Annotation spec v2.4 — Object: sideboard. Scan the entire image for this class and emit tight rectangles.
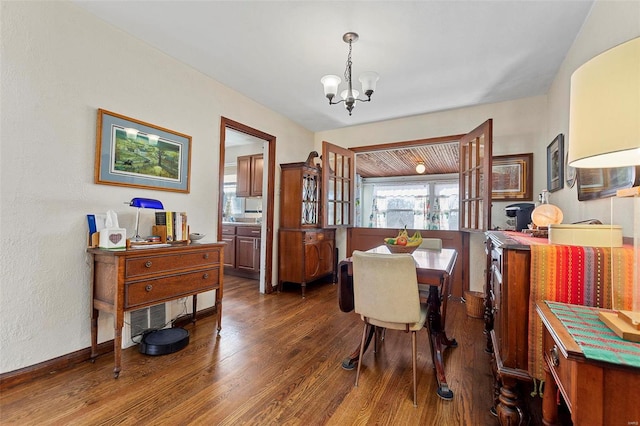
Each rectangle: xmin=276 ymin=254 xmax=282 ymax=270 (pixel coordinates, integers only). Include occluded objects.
xmin=87 ymin=243 xmax=225 ymax=378
xmin=484 ymin=231 xmax=635 ymax=425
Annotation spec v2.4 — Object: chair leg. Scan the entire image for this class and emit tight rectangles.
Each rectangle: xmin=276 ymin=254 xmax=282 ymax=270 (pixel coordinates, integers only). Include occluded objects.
xmin=412 ymin=330 xmax=418 ymax=407
xmin=355 ymin=322 xmax=368 ymax=387
xmin=374 ymin=327 xmax=378 ymax=354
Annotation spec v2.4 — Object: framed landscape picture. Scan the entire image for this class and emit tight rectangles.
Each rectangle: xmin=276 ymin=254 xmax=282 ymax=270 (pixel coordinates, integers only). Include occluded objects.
xmin=492 ymin=153 xmax=533 ymax=201
xmin=95 ymin=109 xmax=192 ymax=193
xmin=546 ymin=134 xmax=564 ymax=192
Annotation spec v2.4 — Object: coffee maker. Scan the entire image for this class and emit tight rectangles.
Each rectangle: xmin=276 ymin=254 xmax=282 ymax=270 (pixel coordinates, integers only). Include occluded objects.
xmin=505 ymin=203 xmax=535 ymax=231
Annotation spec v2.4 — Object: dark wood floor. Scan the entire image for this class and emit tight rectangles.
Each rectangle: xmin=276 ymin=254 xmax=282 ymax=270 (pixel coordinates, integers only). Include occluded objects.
xmin=0 ymin=276 xmax=555 ymax=425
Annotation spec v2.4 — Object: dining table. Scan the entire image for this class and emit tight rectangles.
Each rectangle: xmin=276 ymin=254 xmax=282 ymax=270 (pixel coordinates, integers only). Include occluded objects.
xmin=337 ymin=245 xmax=459 ymax=400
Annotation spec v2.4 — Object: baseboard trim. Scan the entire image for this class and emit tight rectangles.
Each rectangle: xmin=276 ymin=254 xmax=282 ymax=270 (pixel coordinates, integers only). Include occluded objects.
xmin=0 ymin=340 xmax=114 ymax=390
xmin=1 ymin=307 xmax=218 ymax=390
xmin=172 ymin=306 xmax=217 ymax=328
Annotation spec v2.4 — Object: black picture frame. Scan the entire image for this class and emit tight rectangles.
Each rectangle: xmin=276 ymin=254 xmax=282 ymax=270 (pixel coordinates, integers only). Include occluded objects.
xmin=546 ymin=134 xmax=564 ymax=192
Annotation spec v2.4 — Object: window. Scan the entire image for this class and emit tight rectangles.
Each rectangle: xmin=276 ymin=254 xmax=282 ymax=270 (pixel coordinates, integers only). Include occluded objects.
xmin=358 ymin=177 xmax=459 ymax=230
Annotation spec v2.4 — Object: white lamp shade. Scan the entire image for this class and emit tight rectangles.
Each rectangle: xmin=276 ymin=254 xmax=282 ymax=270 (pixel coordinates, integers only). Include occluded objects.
xmin=359 ymin=71 xmax=379 ymax=94
xmin=341 ymin=89 xmax=359 ymax=109
xmin=415 ymin=162 xmax=426 ymax=174
xmin=568 ymin=37 xmax=640 ymax=168
xmin=321 ymin=75 xmax=341 ymax=98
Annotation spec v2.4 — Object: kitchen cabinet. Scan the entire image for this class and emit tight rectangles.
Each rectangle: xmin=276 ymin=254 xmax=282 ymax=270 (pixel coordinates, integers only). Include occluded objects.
xmin=221 ymin=224 xmax=236 ymax=268
xmin=236 ymin=154 xmax=263 ymax=197
xmin=278 ymin=153 xmax=336 ymax=297
xmin=222 ymin=224 xmax=260 ymax=279
xmin=236 ymin=226 xmax=261 ymax=275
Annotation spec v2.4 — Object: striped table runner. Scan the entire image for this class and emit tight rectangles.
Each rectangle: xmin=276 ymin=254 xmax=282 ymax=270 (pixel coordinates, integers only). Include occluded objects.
xmin=528 ymin=243 xmax=635 ymax=380
xmin=546 ymin=301 xmax=640 ymax=368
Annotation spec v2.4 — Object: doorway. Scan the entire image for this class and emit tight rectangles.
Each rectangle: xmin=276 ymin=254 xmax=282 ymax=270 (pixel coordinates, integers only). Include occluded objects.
xmin=218 ymin=117 xmax=276 ymax=294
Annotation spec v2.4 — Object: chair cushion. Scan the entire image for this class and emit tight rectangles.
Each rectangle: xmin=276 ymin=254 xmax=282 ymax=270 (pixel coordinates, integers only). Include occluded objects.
xmin=363 ymin=304 xmax=427 ymax=331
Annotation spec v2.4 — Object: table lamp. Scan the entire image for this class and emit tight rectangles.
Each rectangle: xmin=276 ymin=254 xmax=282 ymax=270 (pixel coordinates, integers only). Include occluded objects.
xmin=128 ymin=197 xmax=164 ymax=242
xmin=568 ymin=36 xmax=639 ymax=338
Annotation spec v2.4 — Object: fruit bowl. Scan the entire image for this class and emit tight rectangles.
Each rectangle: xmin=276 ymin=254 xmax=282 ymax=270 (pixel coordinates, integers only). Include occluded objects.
xmin=384 ymin=243 xmax=419 ymax=254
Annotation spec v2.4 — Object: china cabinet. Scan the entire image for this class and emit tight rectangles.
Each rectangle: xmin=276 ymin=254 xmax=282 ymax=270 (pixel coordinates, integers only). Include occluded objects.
xmin=278 ymin=152 xmax=336 ymax=296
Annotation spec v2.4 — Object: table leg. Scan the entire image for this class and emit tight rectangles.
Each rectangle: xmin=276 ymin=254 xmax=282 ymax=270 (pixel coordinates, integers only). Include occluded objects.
xmin=90 ymin=307 xmax=98 ymax=363
xmin=113 ymin=310 xmax=123 ymax=378
xmin=542 ymin=361 xmax=559 ymax=426
xmin=216 ymin=297 xmax=222 ymax=335
xmin=192 ymin=294 xmax=197 ymax=324
xmin=342 ymin=324 xmax=376 ymax=370
xmin=426 ymin=280 xmax=457 ymax=400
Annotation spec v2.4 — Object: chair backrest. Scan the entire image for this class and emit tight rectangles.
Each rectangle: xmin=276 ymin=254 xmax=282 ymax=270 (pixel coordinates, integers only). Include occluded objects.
xmin=352 ymin=251 xmax=420 ymax=324
xmin=419 ymin=238 xmax=442 ymax=250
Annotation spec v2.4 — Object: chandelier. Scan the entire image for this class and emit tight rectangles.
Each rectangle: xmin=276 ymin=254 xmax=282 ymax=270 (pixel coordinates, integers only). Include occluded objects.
xmin=321 ymin=32 xmax=379 ymax=116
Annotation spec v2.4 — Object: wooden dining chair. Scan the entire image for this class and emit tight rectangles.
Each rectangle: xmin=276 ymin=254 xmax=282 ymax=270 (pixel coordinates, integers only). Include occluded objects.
xmin=352 ymin=250 xmax=427 ymax=407
xmin=419 ymin=237 xmax=442 ymax=250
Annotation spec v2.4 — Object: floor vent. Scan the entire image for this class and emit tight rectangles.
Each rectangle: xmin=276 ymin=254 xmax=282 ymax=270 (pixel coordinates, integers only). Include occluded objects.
xmin=123 ymin=304 xmax=169 ymax=348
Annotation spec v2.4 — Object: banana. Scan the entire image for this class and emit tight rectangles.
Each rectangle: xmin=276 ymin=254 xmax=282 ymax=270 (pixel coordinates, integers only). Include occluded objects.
xmin=406 ymin=231 xmax=423 ymax=247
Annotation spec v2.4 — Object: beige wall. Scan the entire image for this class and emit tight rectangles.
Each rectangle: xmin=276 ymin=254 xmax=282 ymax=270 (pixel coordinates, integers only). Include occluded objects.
xmin=0 ymin=1 xmax=314 ymax=373
xmin=546 ymin=0 xmax=640 ymax=227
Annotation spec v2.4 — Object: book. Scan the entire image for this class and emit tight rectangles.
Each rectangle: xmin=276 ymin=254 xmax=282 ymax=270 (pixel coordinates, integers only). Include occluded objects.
xmin=166 ymin=211 xmax=173 ymax=241
xmin=87 ymin=214 xmax=97 ymax=234
xmin=153 ymin=211 xmax=188 ymax=241
xmin=155 ymin=211 xmax=167 ymax=226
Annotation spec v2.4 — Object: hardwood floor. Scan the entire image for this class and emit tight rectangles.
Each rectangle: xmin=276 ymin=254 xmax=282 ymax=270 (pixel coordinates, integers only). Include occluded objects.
xmin=1 ymin=276 xmax=528 ymax=425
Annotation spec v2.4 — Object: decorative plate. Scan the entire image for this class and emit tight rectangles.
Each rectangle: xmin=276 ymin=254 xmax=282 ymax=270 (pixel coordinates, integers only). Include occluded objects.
xmin=565 ymin=152 xmax=576 ymax=188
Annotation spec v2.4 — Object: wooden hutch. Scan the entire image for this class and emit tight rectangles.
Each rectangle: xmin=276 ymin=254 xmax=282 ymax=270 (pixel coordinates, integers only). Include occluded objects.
xmin=278 ymin=152 xmax=336 ymax=297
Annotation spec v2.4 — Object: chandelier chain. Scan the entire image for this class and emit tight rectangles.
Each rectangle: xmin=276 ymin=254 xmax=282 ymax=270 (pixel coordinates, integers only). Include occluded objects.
xmin=344 ymin=41 xmax=353 ymax=89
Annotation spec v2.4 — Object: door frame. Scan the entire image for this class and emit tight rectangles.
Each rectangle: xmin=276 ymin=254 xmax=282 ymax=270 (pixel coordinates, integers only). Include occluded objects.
xmin=218 ymin=117 xmax=277 ymax=293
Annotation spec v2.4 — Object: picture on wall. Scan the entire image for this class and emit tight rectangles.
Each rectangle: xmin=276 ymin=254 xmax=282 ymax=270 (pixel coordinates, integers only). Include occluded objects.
xmin=95 ymin=109 xmax=192 ymax=193
xmin=492 ymin=153 xmax=533 ymax=201
xmin=577 ymin=166 xmax=640 ymax=201
xmin=546 ymin=134 xmax=564 ymax=192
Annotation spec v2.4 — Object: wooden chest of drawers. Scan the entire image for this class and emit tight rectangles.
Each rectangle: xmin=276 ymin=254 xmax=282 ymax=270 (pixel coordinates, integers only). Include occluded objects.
xmin=88 ymin=243 xmax=224 ymax=377
xmin=537 ymin=301 xmax=640 ymax=425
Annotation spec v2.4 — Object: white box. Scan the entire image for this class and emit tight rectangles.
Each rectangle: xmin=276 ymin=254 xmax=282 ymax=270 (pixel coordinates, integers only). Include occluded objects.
xmin=548 ymin=224 xmax=623 ymax=247
xmin=99 ymin=228 xmax=127 ymax=249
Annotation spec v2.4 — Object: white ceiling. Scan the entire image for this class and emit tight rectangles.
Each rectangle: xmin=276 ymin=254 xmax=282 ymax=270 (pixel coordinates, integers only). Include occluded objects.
xmin=73 ymin=1 xmax=594 ymax=133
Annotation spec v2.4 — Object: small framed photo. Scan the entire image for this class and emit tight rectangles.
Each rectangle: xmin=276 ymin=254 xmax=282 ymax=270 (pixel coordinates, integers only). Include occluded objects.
xmin=546 ymin=134 xmax=564 ymax=193
xmin=492 ymin=153 xmax=533 ymax=201
xmin=95 ymin=109 xmax=191 ymax=193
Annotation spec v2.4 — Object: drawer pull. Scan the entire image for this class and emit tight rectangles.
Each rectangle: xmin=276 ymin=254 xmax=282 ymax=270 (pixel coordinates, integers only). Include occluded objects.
xmin=550 ymin=345 xmax=559 ymax=366
xmin=145 ymin=261 xmax=152 ymax=268
xmin=203 ymin=253 xmax=209 ymax=259
xmin=145 ymin=284 xmax=153 ymax=292
xmin=203 ymin=273 xmax=209 ymax=280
